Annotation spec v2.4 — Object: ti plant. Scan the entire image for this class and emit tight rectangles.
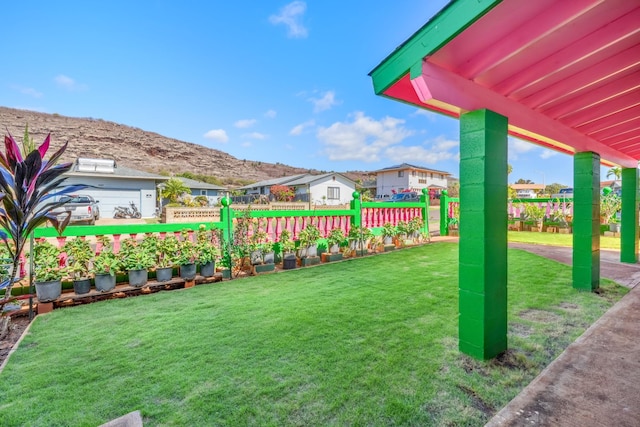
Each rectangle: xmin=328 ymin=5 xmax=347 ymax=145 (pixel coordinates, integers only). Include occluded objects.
xmin=0 ymin=130 xmax=83 ymax=336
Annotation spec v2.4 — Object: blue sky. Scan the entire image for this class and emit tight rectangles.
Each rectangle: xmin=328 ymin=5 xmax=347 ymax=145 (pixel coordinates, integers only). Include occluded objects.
xmin=3 ymin=0 xmax=612 ymax=187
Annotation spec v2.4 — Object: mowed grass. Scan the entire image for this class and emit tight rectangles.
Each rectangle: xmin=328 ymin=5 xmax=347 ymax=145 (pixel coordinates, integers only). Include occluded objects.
xmin=508 ymin=230 xmax=621 ymax=250
xmin=0 ymin=243 xmax=627 ymax=426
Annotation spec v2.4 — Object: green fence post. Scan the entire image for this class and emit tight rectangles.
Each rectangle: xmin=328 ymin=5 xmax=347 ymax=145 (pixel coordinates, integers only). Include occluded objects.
xmin=421 ymin=188 xmax=430 ymax=238
xmin=219 ymin=196 xmax=234 ymax=273
xmin=350 ymin=191 xmax=362 ymax=228
xmin=440 ymin=190 xmax=449 ymax=236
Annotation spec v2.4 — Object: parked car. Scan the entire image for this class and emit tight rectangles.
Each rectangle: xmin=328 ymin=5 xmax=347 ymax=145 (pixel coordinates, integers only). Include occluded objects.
xmin=390 ymin=192 xmax=420 ymax=202
xmin=552 ymin=188 xmax=573 ymax=199
xmin=51 ymin=194 xmax=100 ymax=225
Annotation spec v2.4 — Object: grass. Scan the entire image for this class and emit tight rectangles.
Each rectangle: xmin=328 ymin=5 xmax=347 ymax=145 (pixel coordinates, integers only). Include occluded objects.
xmin=0 ymin=243 xmax=627 ymax=426
xmin=508 ymin=231 xmax=621 ymax=250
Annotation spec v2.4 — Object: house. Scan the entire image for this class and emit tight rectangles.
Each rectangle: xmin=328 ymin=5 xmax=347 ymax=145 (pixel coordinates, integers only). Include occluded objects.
xmin=173 ymin=177 xmax=226 ymax=206
xmin=62 ymin=158 xmax=167 ymax=218
xmin=601 ymin=180 xmax=622 ymax=196
xmin=510 ymin=183 xmax=545 ymax=199
xmin=374 ymin=163 xmax=451 ymax=199
xmin=239 ymin=173 xmax=356 ymax=206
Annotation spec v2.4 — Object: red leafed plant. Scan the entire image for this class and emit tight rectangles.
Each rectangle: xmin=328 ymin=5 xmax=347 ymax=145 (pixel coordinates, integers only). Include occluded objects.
xmin=269 ymin=185 xmax=295 ymax=202
xmin=0 ymin=129 xmax=84 ymax=338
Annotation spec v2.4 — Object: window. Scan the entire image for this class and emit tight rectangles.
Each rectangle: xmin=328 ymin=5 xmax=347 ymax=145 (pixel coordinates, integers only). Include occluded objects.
xmin=327 ymin=187 xmax=340 ymax=200
xmin=200 ymin=190 xmax=207 ymax=196
xmin=398 ymin=171 xmax=404 ymax=177
xmin=430 ymin=173 xmax=433 ymax=178
xmin=412 ymin=171 xmax=416 ymax=176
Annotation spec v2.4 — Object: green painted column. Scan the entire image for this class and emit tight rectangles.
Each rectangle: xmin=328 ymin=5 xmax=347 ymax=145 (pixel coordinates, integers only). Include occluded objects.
xmin=621 ymin=167 xmax=639 ymax=263
xmin=458 ymin=109 xmax=508 ymax=361
xmin=572 ymin=152 xmax=600 ymax=291
xmin=350 ymin=191 xmax=362 ymax=228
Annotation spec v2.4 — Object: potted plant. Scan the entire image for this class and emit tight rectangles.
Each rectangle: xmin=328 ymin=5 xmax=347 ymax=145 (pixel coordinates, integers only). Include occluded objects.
xmin=156 ymin=234 xmax=179 ymax=282
xmin=91 ymin=247 xmax=120 ymax=292
xmin=601 ymin=189 xmax=622 ymax=232
xmin=407 ymin=217 xmax=424 ymax=243
xmin=196 ymin=226 xmax=218 ymax=278
xmin=118 ymin=237 xmax=155 ymax=287
xmin=63 ymin=237 xmax=94 ymax=295
xmin=298 ymin=224 xmax=321 ymax=259
xmin=322 ymin=227 xmax=345 ymax=262
xmin=31 ymin=239 xmax=65 ymax=302
xmin=395 ymin=220 xmax=409 ymax=245
xmin=381 ymin=223 xmax=397 ymax=246
xmin=523 ymin=204 xmax=546 ymax=232
xmin=278 ymin=229 xmax=297 ymax=270
xmin=347 ymin=225 xmax=372 ymax=256
xmin=177 ymin=230 xmax=198 ymax=281
xmin=249 ymin=228 xmax=269 ymax=266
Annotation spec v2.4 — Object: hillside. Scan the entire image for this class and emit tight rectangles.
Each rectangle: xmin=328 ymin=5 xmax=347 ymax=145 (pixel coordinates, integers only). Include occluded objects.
xmin=0 ymin=107 xmax=359 ymax=186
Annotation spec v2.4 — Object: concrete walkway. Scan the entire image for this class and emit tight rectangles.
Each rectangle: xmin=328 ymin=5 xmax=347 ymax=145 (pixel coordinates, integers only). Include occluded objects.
xmin=430 ymin=237 xmax=640 ymax=426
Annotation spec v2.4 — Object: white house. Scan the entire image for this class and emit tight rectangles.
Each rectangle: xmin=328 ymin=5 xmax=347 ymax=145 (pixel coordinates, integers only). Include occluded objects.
xmin=374 ymin=163 xmax=451 ymax=198
xmin=239 ymin=173 xmax=356 ymax=206
xmin=62 ymin=158 xmax=166 ymax=218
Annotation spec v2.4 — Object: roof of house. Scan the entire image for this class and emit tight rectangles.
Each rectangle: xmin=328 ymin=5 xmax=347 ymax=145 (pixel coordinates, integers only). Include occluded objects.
xmin=374 ymin=163 xmax=451 ymax=175
xmin=177 ymin=177 xmax=226 ymax=191
xmin=67 ymin=162 xmax=168 ymax=181
xmin=600 ymin=180 xmax=621 ymax=189
xmin=285 ymin=173 xmax=356 ymax=186
xmin=238 ymin=174 xmax=308 ymax=190
xmin=510 ymin=184 xmax=545 ymax=190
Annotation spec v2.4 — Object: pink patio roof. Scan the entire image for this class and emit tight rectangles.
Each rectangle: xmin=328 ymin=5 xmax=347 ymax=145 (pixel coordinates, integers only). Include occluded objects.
xmin=370 ymin=0 xmax=640 ymax=168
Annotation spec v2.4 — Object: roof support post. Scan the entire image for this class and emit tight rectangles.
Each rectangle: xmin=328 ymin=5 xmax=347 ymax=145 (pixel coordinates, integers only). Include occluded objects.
xmin=620 ymin=167 xmax=639 ymax=263
xmin=572 ymin=152 xmax=600 ymax=291
xmin=458 ymin=109 xmax=508 ymax=360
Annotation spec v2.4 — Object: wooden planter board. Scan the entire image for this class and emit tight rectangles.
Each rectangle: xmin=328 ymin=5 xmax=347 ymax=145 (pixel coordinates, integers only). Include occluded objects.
xmin=384 ymin=245 xmax=396 ymax=252
xmin=253 ymin=263 xmax=276 ymax=274
xmin=321 ymin=253 xmax=343 ymax=263
xmin=301 ymin=256 xmax=321 ymax=267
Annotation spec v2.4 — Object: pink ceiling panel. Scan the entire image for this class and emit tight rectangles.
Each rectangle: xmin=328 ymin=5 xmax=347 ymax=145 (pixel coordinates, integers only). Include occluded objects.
xmin=559 ymin=91 xmax=640 ymax=128
xmin=431 ymin=0 xmax=597 ymax=79
xmin=541 ymin=73 xmax=640 ymax=119
xmin=607 ymin=131 xmax=640 ymax=147
xmin=575 ymin=104 xmax=640 ymax=135
xmin=523 ymin=49 xmax=640 ymax=111
xmin=489 ymin=4 xmax=640 ymax=97
xmin=588 ymin=117 xmax=640 ymax=140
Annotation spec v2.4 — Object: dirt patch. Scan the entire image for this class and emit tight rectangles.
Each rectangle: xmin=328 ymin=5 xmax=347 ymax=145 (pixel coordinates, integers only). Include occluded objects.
xmin=457 ymin=384 xmax=495 ymax=415
xmin=557 ymin=302 xmax=580 ymax=311
xmin=518 ymin=309 xmax=561 ymax=323
xmin=0 ymin=315 xmax=31 ymax=367
xmin=509 ymin=322 xmax=533 ymax=338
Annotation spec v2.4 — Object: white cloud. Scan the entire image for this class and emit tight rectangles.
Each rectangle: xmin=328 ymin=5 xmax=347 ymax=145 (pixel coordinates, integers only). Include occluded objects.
xmin=412 ymin=108 xmax=438 ymax=122
xmin=234 ymin=119 xmax=257 ymax=128
xmin=308 ymin=90 xmax=340 ymax=113
xmin=241 ymin=142 xmax=252 ymax=147
xmin=269 ymin=1 xmax=308 ymax=38
xmin=385 ymin=136 xmax=459 ymax=165
xmin=508 ymin=137 xmax=535 ymax=160
xmin=264 ymin=109 xmax=277 ymax=118
xmin=54 ymin=74 xmax=87 ymax=91
xmin=243 ymin=132 xmax=267 ymax=140
xmin=290 ymin=120 xmax=315 ymax=136
xmin=203 ymin=129 xmax=229 ymax=143
xmin=317 ymin=111 xmax=413 ymax=162
xmin=540 ymin=149 xmax=558 ymax=159
xmin=11 ymin=85 xmax=43 ymax=98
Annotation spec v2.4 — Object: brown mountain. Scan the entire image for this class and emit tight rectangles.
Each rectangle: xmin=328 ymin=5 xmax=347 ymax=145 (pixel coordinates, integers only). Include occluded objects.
xmin=0 ymin=107 xmax=370 ymax=187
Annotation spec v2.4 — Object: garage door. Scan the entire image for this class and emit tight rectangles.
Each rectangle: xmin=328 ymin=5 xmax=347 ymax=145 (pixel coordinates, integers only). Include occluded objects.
xmin=90 ymin=189 xmax=141 ymax=219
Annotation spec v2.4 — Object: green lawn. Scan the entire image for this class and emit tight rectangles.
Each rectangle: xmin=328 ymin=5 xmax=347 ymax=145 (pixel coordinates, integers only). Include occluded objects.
xmin=0 ymin=243 xmax=627 ymax=426
xmin=508 ymin=231 xmax=621 ymax=250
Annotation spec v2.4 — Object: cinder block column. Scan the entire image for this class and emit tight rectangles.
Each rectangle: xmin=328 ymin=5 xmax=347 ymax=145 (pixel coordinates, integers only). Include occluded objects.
xmin=621 ymin=167 xmax=639 ymax=263
xmin=572 ymin=152 xmax=600 ymax=291
xmin=458 ymin=109 xmax=508 ymax=360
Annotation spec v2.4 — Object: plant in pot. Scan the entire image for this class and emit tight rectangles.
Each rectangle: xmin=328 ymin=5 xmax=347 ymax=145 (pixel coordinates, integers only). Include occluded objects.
xmin=249 ymin=228 xmax=269 ymax=266
xmin=407 ymin=217 xmax=424 ymax=242
xmin=177 ymin=231 xmax=199 ymax=281
xmin=601 ymin=189 xmax=622 ymax=232
xmin=156 ymin=234 xmax=179 ymax=282
xmin=278 ymin=229 xmax=297 ymax=270
xmin=381 ymin=223 xmax=397 ymax=246
xmin=91 ymin=247 xmax=120 ymax=292
xmin=0 ymin=129 xmax=81 ymax=337
xmin=322 ymin=227 xmax=345 ymax=263
xmin=31 ymin=239 xmax=65 ymax=302
xmin=523 ymin=204 xmax=546 ymax=232
xmin=298 ymin=224 xmax=321 ymax=259
xmin=347 ymin=225 xmax=372 ymax=256
xmin=63 ymin=237 xmax=94 ymax=295
xmin=395 ymin=220 xmax=409 ymax=245
xmin=196 ymin=225 xmax=218 ymax=278
xmin=118 ymin=237 xmax=155 ymax=287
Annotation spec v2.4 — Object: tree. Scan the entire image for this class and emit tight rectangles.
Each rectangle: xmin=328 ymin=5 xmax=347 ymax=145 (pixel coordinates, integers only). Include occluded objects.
xmin=607 ymin=167 xmax=621 ymax=181
xmin=0 ymin=130 xmax=81 ymax=338
xmin=447 ymin=182 xmax=459 ymax=197
xmin=507 ymin=164 xmax=513 ymax=175
xmin=515 ymin=178 xmax=535 ymax=184
xmin=161 ymin=178 xmax=190 ymax=204
xmin=545 ymin=183 xmax=566 ymax=197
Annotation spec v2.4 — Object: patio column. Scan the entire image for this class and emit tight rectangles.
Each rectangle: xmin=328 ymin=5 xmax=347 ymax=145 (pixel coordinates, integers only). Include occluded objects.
xmin=572 ymin=152 xmax=600 ymax=291
xmin=458 ymin=109 xmax=508 ymax=361
xmin=620 ymin=167 xmax=639 ymax=263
